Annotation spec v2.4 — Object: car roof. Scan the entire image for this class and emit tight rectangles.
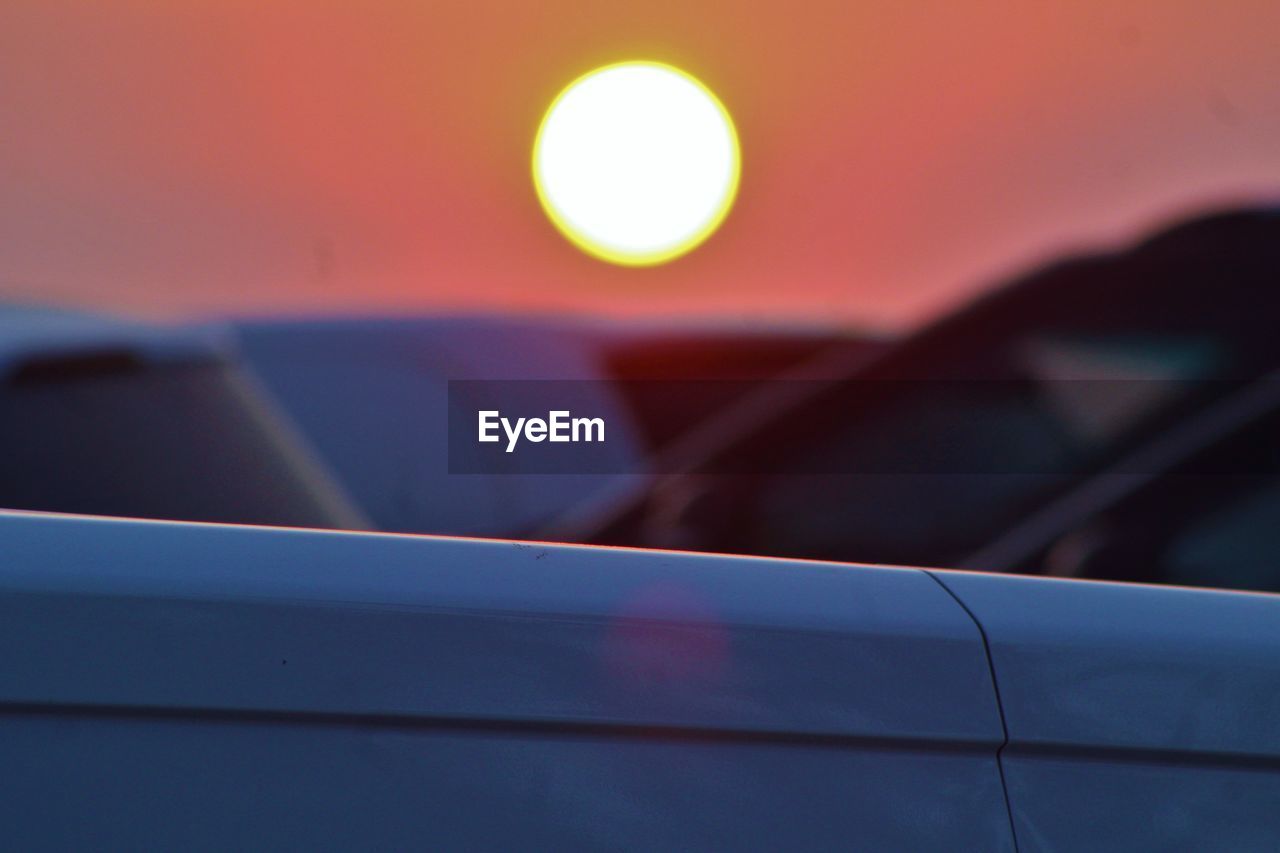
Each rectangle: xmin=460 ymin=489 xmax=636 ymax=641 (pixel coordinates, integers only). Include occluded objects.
xmin=0 ymin=304 xmax=228 ymax=374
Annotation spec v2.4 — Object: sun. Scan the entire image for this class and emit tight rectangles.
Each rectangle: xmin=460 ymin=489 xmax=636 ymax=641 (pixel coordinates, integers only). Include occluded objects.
xmin=532 ymin=61 xmax=741 ymax=266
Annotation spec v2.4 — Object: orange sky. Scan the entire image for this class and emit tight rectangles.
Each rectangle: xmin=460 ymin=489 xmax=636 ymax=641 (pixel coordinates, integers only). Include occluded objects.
xmin=2 ymin=1 xmax=1278 ymax=330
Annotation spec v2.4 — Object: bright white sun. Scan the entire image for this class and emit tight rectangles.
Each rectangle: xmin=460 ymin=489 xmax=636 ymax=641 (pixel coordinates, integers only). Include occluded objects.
xmin=533 ymin=61 xmax=740 ymax=266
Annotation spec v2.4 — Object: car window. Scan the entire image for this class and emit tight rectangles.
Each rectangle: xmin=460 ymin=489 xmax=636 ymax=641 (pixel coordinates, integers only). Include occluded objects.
xmin=1028 ymin=403 xmax=1280 ymax=593
xmin=1165 ymin=481 xmax=1280 ymax=592
xmin=641 ymin=330 xmax=1226 ymax=566
xmin=0 ymin=355 xmax=354 ymax=529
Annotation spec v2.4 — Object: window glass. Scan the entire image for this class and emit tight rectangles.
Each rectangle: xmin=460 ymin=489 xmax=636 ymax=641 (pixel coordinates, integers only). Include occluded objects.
xmin=0 ymin=358 xmax=351 ymax=528
xmin=742 ymin=332 xmax=1222 ymax=565
xmin=1166 ymin=481 xmax=1280 ymax=592
xmin=1030 ymin=404 xmax=1280 ymax=593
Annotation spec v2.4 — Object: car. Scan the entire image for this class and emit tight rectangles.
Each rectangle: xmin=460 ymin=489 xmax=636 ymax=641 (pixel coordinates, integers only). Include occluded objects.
xmin=229 ymin=314 xmax=648 ymax=537
xmin=2 ymin=509 xmax=1277 ymax=849
xmin=553 ymin=207 xmax=1280 ymax=590
xmin=229 ymin=315 xmax=881 ymax=537
xmin=0 ymin=305 xmax=363 ymax=530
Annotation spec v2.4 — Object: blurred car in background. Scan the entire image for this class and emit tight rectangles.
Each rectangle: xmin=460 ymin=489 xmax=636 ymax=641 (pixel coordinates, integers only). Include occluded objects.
xmin=0 ymin=306 xmax=362 ymax=530
xmin=9 ymin=208 xmax=1280 ymax=600
xmin=230 ymin=315 xmax=646 ymax=538
xmin=231 ymin=315 xmax=881 ymax=537
xmin=555 ymin=207 xmax=1280 ymax=593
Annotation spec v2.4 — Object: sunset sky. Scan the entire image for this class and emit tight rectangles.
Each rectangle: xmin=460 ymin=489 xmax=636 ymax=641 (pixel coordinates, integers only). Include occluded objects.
xmin=3 ymin=1 xmax=1279 ymax=330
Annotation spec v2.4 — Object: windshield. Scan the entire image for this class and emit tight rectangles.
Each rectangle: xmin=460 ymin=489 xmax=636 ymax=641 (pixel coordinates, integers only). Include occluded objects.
xmin=0 ymin=354 xmax=356 ymax=529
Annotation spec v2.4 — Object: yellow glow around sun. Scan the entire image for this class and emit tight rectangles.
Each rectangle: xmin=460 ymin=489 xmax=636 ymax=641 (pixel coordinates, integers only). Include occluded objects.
xmin=533 ymin=61 xmax=740 ymax=266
